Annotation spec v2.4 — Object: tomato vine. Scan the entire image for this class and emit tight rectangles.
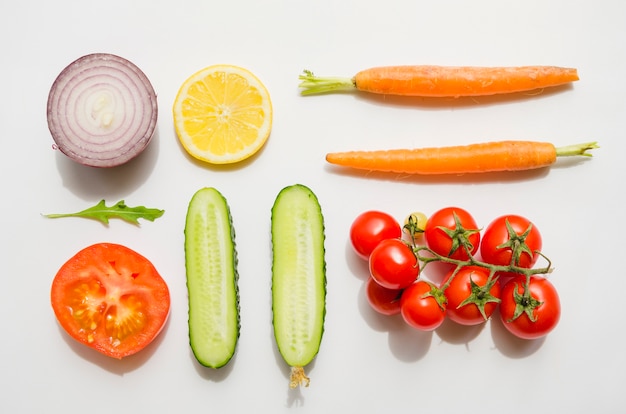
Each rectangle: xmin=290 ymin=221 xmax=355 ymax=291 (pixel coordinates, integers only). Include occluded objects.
xmin=353 ymin=209 xmax=561 ymax=339
xmin=404 ymin=213 xmax=553 ymax=319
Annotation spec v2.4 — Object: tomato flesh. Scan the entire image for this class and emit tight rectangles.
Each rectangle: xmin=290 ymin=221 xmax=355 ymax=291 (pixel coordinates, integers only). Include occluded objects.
xmin=51 ymin=243 xmax=170 ymax=358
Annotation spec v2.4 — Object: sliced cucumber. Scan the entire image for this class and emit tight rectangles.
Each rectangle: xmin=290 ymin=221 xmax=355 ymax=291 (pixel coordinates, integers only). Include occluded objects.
xmin=271 ymin=184 xmax=326 ymax=388
xmin=185 ymin=187 xmax=239 ymax=368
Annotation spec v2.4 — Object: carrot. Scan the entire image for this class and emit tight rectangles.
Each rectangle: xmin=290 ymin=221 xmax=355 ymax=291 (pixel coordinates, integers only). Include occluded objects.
xmin=325 ymin=141 xmax=598 ymax=175
xmin=299 ymin=66 xmax=579 ymax=97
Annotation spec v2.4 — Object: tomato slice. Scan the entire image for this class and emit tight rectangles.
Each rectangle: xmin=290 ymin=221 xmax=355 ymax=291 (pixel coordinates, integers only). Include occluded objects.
xmin=51 ymin=243 xmax=170 ymax=359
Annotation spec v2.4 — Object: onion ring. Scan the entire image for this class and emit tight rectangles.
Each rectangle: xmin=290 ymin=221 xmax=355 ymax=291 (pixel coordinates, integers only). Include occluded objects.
xmin=47 ymin=53 xmax=158 ymax=168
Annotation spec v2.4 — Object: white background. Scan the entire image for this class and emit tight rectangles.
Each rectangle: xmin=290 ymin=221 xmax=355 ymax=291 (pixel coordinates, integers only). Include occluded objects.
xmin=1 ymin=1 xmax=624 ymax=413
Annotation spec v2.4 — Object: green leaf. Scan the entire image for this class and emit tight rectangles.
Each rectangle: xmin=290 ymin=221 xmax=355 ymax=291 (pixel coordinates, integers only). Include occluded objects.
xmin=43 ymin=200 xmax=165 ymax=225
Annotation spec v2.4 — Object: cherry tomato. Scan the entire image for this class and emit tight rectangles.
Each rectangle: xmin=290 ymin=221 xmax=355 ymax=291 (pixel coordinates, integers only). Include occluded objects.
xmin=499 ymin=275 xmax=560 ymax=340
xmin=51 ymin=243 xmax=171 ymax=358
xmin=403 ymin=211 xmax=428 ymax=244
xmin=424 ymin=207 xmax=480 ymax=261
xmin=365 ymin=277 xmax=403 ymax=315
xmin=369 ymin=238 xmax=419 ymax=290
xmin=400 ymin=280 xmax=446 ymax=331
xmin=441 ymin=266 xmax=501 ymax=325
xmin=480 ymin=215 xmax=542 ymax=269
xmin=350 ymin=210 xmax=402 ymax=260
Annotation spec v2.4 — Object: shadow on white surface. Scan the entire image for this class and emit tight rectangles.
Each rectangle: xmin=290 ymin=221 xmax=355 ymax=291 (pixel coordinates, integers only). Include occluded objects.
xmin=357 ymin=280 xmax=433 ymax=362
xmin=435 ymin=316 xmax=486 ymax=347
xmin=349 ymin=83 xmax=577 ymax=110
xmin=190 ymin=347 xmax=236 ymax=381
xmin=324 ymin=163 xmax=553 ymax=185
xmin=344 ymin=240 xmax=369 ymax=282
xmin=387 ymin=318 xmax=434 ymax=363
xmin=490 ymin=308 xmax=546 ymax=358
xmin=268 ymin=325 xmax=320 ymax=407
xmin=52 ymin=128 xmax=161 ymax=200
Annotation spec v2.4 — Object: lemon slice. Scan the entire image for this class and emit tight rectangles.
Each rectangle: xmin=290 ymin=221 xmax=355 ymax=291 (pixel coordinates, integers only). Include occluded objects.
xmin=173 ymin=64 xmax=273 ymax=164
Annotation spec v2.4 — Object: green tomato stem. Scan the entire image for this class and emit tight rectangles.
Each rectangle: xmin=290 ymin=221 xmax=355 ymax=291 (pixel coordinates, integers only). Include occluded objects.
xmin=407 ymin=223 xmax=553 ymax=294
xmin=416 ymin=246 xmax=551 ymax=282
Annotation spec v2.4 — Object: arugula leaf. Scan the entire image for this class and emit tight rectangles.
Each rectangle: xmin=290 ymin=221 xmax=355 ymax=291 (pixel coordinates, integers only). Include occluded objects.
xmin=44 ymin=200 xmax=165 ymax=225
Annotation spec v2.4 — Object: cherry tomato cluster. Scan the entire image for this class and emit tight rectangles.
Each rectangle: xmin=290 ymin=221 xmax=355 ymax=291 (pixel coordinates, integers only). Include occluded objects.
xmin=350 ymin=207 xmax=561 ymax=340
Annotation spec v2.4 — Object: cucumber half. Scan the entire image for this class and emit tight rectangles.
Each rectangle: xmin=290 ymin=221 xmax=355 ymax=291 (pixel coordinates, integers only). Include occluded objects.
xmin=185 ymin=187 xmax=240 ymax=368
xmin=271 ymin=184 xmax=326 ymax=388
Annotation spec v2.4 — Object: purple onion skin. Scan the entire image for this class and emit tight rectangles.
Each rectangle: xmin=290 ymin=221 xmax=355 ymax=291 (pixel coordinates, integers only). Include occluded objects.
xmin=47 ymin=53 xmax=158 ymax=168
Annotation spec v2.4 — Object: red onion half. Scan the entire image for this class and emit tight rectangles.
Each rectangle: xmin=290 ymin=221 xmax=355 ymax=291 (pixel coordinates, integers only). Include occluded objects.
xmin=47 ymin=53 xmax=158 ymax=168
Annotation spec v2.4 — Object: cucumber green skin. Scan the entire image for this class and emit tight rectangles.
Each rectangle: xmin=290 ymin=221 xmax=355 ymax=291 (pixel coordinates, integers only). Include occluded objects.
xmin=271 ymin=184 xmax=326 ymax=368
xmin=185 ymin=187 xmax=240 ymax=369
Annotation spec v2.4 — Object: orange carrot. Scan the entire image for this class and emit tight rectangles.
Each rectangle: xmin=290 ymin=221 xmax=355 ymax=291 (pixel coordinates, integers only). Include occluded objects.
xmin=325 ymin=141 xmax=598 ymax=175
xmin=299 ymin=66 xmax=579 ymax=97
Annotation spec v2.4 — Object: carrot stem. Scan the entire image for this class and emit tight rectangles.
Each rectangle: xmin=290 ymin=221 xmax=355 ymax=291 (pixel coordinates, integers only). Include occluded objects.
xmin=555 ymin=142 xmax=599 ymax=157
xmin=298 ymin=70 xmax=355 ymax=95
